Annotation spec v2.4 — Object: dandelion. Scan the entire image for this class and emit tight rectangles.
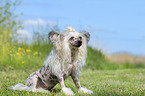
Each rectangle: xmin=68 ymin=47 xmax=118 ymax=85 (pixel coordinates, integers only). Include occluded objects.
xmin=33 ymin=52 xmax=38 ymax=55
xmin=21 ymin=61 xmax=24 ymax=64
xmin=10 ymin=50 xmax=12 ymax=53
xmin=18 ymin=47 xmax=22 ymax=50
xmin=26 ymin=49 xmax=32 ymax=53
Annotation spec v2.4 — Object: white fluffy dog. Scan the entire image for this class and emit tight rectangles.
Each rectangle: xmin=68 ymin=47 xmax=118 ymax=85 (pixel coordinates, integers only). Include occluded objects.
xmin=9 ymin=27 xmax=93 ymax=95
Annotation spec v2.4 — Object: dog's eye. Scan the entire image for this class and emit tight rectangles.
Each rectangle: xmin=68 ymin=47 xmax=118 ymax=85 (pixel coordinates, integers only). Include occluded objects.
xmin=70 ymin=37 xmax=74 ymax=40
xmin=79 ymin=36 xmax=82 ymax=40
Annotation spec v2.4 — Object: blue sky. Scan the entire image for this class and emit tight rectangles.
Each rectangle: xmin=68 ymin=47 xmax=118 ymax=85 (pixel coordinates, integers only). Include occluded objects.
xmin=15 ymin=0 xmax=145 ymax=56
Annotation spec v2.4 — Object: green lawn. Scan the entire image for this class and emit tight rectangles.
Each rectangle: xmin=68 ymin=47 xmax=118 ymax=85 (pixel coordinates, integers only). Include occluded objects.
xmin=1 ymin=68 xmax=145 ymax=96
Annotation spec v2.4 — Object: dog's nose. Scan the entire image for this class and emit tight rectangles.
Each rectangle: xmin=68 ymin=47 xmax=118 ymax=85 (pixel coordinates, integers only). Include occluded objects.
xmin=77 ymin=40 xmax=82 ymax=45
xmin=74 ymin=40 xmax=82 ymax=47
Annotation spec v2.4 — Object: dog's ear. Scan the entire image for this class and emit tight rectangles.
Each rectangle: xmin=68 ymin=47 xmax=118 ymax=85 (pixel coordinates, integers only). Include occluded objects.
xmin=48 ymin=31 xmax=64 ymax=52
xmin=48 ymin=31 xmax=64 ymax=43
xmin=80 ymin=31 xmax=90 ymax=43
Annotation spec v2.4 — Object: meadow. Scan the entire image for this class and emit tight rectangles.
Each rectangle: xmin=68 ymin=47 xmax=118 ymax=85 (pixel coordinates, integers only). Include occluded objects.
xmin=1 ymin=34 xmax=145 ymax=96
xmin=1 ymin=1 xmax=145 ymax=95
xmin=1 ymin=68 xmax=145 ymax=96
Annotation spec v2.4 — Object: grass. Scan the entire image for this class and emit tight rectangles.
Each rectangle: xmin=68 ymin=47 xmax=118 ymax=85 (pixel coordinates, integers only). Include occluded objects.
xmin=1 ymin=68 xmax=145 ymax=96
xmin=1 ymin=34 xmax=145 ymax=96
xmin=1 ymin=42 xmax=145 ymax=96
xmin=1 ymin=41 xmax=145 ymax=71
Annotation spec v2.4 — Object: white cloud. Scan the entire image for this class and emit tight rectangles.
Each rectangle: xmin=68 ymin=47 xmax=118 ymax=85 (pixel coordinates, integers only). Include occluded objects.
xmin=17 ymin=29 xmax=32 ymax=43
xmin=23 ymin=18 xmax=57 ymax=27
xmin=17 ymin=29 xmax=32 ymax=38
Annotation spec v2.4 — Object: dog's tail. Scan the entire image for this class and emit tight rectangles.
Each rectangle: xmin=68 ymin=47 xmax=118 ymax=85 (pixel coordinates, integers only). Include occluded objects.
xmin=9 ymin=83 xmax=32 ymax=91
xmin=9 ymin=83 xmax=49 ymax=93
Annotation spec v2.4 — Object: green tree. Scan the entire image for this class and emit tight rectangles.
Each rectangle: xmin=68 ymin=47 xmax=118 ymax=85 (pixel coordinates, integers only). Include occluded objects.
xmin=0 ymin=0 xmax=22 ymax=43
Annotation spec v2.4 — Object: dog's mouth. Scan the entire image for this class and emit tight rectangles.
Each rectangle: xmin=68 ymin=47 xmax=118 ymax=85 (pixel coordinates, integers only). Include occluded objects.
xmin=72 ymin=40 xmax=82 ymax=47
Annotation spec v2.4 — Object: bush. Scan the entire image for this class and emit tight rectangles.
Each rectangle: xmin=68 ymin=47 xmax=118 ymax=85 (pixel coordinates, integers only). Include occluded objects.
xmin=85 ymin=46 xmax=145 ymax=70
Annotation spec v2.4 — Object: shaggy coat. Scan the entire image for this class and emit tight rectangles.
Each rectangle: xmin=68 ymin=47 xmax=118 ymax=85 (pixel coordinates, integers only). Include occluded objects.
xmin=9 ymin=27 xmax=93 ymax=95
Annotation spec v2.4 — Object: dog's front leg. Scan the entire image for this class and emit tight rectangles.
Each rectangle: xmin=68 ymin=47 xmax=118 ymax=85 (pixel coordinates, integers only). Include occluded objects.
xmin=71 ymin=72 xmax=93 ymax=94
xmin=59 ymin=76 xmax=75 ymax=95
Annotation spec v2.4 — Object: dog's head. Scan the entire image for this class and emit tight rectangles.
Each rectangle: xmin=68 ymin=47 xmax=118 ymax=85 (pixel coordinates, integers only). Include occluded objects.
xmin=48 ymin=27 xmax=89 ymax=75
xmin=49 ymin=27 xmax=90 ymax=48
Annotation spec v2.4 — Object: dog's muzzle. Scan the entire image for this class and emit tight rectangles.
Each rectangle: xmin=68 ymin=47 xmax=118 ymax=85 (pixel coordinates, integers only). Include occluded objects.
xmin=73 ymin=40 xmax=82 ymax=47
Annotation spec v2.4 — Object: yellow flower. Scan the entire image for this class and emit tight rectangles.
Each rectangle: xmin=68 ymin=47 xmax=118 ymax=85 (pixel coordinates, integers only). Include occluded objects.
xmin=33 ymin=52 xmax=38 ymax=55
xmin=10 ymin=50 xmax=12 ymax=53
xmin=26 ymin=49 xmax=32 ymax=53
xmin=21 ymin=61 xmax=24 ymax=64
xmin=18 ymin=47 xmax=22 ymax=50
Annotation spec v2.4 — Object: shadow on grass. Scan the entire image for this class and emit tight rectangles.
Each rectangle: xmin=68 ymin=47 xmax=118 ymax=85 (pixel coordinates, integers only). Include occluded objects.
xmin=51 ymin=88 xmax=61 ymax=93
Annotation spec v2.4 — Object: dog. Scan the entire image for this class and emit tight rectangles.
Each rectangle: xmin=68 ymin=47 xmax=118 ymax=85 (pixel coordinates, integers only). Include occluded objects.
xmin=9 ymin=27 xmax=93 ymax=95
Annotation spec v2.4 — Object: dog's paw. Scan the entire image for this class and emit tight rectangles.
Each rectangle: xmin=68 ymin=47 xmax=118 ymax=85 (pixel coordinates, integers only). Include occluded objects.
xmin=78 ymin=87 xmax=93 ymax=94
xmin=61 ymin=87 xmax=75 ymax=95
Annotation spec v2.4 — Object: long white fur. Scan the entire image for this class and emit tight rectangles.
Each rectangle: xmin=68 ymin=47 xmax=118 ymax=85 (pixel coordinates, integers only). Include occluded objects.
xmin=78 ymin=87 xmax=93 ymax=94
xmin=9 ymin=83 xmax=49 ymax=93
xmin=61 ymin=87 xmax=75 ymax=95
xmin=9 ymin=83 xmax=30 ymax=91
xmin=44 ymin=27 xmax=87 ymax=76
